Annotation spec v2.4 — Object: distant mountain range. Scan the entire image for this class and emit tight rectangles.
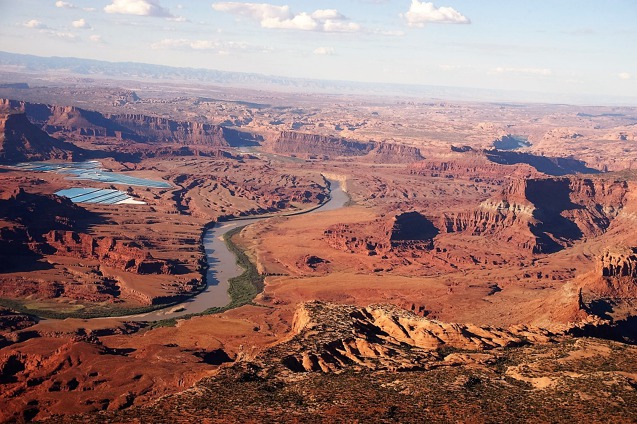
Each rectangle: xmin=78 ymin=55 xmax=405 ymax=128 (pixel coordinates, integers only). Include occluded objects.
xmin=0 ymin=50 xmax=635 ymax=106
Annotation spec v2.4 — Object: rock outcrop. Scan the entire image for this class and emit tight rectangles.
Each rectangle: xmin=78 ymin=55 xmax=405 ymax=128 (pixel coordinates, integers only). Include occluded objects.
xmin=0 ymin=98 xmax=260 ymax=147
xmin=581 ymin=246 xmax=637 ymax=301
xmin=409 ymin=149 xmax=539 ymax=183
xmin=0 ymin=112 xmax=81 ymax=163
xmin=0 ymin=190 xmax=171 ymax=275
xmin=0 ymin=99 xmax=136 ymax=140
xmin=267 ymin=131 xmax=422 ymax=162
xmin=37 ymin=230 xmax=173 ymax=275
xmin=389 ymin=211 xmax=439 ymax=244
xmin=276 ymin=301 xmax=556 ymax=373
xmin=441 ymin=177 xmax=630 ymax=253
xmin=109 ymin=114 xmax=244 ymax=146
xmin=268 ymin=131 xmax=375 ymax=157
xmin=484 ymin=149 xmax=600 ymax=176
xmin=599 ymin=247 xmax=637 ymax=278
xmin=324 ymin=211 xmax=438 ymax=256
xmin=365 ymin=143 xmax=424 ymax=163
xmin=492 ymin=134 xmax=531 ymax=150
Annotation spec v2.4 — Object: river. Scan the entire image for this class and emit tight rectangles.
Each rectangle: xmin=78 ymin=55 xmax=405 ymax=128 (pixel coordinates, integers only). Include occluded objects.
xmin=126 ymin=177 xmax=348 ymax=321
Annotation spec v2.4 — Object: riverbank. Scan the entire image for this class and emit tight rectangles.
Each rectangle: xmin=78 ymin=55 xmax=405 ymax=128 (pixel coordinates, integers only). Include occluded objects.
xmin=1 ymin=177 xmax=347 ymax=322
xmin=150 ymin=225 xmax=264 ymax=328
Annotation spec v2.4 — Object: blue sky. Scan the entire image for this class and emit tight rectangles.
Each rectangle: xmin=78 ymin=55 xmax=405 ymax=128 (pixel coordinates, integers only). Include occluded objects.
xmin=0 ymin=0 xmax=635 ymax=99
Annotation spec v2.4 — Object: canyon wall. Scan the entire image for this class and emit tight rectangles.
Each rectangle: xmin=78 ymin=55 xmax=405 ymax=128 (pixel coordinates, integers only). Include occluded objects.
xmin=0 ymin=112 xmax=81 ymax=163
xmin=441 ymin=177 xmax=630 ymax=253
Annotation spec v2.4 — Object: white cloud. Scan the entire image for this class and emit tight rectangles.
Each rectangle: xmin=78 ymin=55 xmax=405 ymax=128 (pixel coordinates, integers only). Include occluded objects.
xmin=313 ymin=47 xmax=334 ymax=55
xmin=212 ymin=3 xmax=289 ymax=20
xmin=402 ymin=1 xmax=470 ymax=26
xmin=168 ymin=15 xmax=189 ymax=22
xmin=323 ymin=20 xmax=360 ymax=32
xmin=439 ymin=64 xmax=462 ymax=71
xmin=89 ymin=34 xmax=104 ymax=43
xmin=262 ymin=12 xmax=318 ymax=30
xmin=104 ymin=0 xmax=173 ymax=17
xmin=212 ymin=2 xmax=361 ymax=32
xmin=24 ymin=19 xmax=48 ymax=29
xmin=72 ymin=18 xmax=91 ymax=29
xmin=55 ymin=1 xmax=76 ymax=8
xmin=375 ymin=29 xmax=405 ymax=37
xmin=619 ymin=72 xmax=632 ymax=80
xmin=311 ymin=9 xmax=344 ymax=21
xmin=23 ymin=19 xmax=80 ymax=41
xmin=493 ymin=67 xmax=552 ymax=76
xmin=151 ymin=38 xmax=248 ymax=52
xmin=53 ymin=31 xmax=78 ymax=40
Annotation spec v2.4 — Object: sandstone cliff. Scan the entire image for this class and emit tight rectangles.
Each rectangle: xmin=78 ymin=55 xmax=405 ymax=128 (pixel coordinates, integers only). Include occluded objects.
xmin=441 ymin=177 xmax=630 ymax=253
xmin=0 ymin=98 xmax=259 ymax=147
xmin=484 ymin=149 xmax=600 ymax=175
xmin=580 ymin=246 xmax=637 ymax=301
xmin=0 ymin=99 xmax=136 ymax=140
xmin=267 ymin=131 xmax=423 ymax=163
xmin=324 ymin=211 xmax=438 ymax=256
xmin=0 ymin=112 xmax=81 ymax=163
xmin=37 ymin=230 xmax=173 ymax=275
xmin=275 ymin=301 xmax=556 ymax=373
xmin=268 ymin=131 xmax=375 ymax=157
xmin=365 ymin=142 xmax=424 ymax=163
xmin=109 ymin=113 xmax=240 ymax=146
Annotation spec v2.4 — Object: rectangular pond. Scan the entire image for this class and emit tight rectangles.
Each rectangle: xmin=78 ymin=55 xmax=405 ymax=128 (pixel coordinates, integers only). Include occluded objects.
xmin=55 ymin=187 xmax=145 ymax=205
xmin=11 ymin=161 xmax=172 ymax=188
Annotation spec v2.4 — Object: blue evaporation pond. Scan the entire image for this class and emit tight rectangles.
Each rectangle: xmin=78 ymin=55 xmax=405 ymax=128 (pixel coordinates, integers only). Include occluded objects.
xmin=12 ymin=161 xmax=172 ymax=188
xmin=56 ymin=188 xmax=136 ymax=204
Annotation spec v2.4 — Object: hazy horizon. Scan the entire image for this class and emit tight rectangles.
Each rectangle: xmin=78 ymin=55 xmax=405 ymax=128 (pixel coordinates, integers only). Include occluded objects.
xmin=0 ymin=1 xmax=636 ymax=104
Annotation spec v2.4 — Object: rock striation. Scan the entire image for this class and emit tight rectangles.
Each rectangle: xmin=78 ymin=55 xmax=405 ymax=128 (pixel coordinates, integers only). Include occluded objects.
xmin=366 ymin=142 xmax=424 ymax=163
xmin=484 ymin=149 xmax=600 ymax=176
xmin=441 ymin=177 xmax=629 ymax=253
xmin=599 ymin=247 xmax=637 ymax=278
xmin=274 ymin=301 xmax=556 ymax=373
xmin=108 ymin=113 xmax=248 ymax=146
xmin=0 ymin=98 xmax=259 ymax=147
xmin=0 ymin=189 xmax=171 ymax=275
xmin=324 ymin=211 xmax=438 ymax=256
xmin=37 ymin=230 xmax=173 ymax=275
xmin=269 ymin=131 xmax=375 ymax=157
xmin=268 ymin=131 xmax=423 ymax=163
xmin=0 ymin=112 xmax=81 ymax=163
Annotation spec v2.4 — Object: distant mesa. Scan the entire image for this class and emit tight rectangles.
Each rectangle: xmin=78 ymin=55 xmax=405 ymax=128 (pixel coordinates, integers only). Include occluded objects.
xmin=268 ymin=130 xmax=423 ymax=163
xmin=441 ymin=176 xmax=630 ymax=254
xmin=112 ymin=90 xmax=140 ymax=107
xmin=492 ymin=134 xmax=531 ymax=150
xmin=484 ymin=149 xmax=600 ymax=176
xmin=0 ymin=98 xmax=261 ymax=149
xmin=366 ymin=142 xmax=424 ymax=163
xmin=436 ymin=142 xmax=600 ymax=177
xmin=389 ymin=211 xmax=439 ymax=245
xmin=324 ymin=211 xmax=438 ymax=256
xmin=450 ymin=145 xmax=473 ymax=153
xmin=269 ymin=131 xmax=375 ymax=158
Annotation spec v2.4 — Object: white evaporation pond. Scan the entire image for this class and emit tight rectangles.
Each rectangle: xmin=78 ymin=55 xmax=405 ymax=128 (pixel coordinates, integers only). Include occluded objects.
xmin=55 ymin=188 xmax=146 ymax=205
xmin=11 ymin=161 xmax=172 ymax=188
